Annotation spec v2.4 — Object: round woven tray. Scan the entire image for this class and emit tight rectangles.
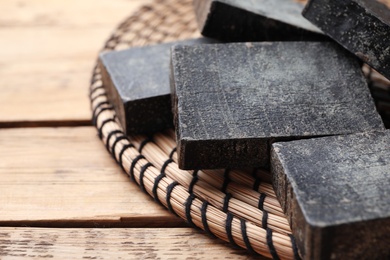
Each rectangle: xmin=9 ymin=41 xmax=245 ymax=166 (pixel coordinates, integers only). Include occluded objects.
xmin=89 ymin=0 xmax=390 ymax=259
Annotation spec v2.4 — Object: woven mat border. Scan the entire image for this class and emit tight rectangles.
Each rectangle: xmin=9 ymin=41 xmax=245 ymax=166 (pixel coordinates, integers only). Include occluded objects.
xmin=89 ymin=0 xmax=390 ymax=259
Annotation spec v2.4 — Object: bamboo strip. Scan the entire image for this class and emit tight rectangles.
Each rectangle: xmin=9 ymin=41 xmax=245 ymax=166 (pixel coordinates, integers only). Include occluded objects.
xmin=93 ymin=109 xmax=295 ymax=259
xmin=130 ymin=136 xmax=289 ymax=229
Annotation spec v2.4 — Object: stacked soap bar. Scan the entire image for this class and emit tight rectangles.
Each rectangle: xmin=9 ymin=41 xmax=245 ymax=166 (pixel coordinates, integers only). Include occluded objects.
xmin=170 ymin=41 xmax=384 ymax=170
xmin=97 ymin=0 xmax=390 ymax=258
xmin=303 ymin=0 xmax=390 ymax=80
xmin=272 ymin=130 xmax=390 ymax=259
xmin=193 ymin=0 xmax=325 ymax=41
xmin=99 ymin=38 xmax=217 ymax=134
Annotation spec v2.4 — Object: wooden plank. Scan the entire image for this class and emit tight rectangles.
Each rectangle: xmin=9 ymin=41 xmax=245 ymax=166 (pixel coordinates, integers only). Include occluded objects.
xmin=271 ymin=130 xmax=390 ymax=259
xmin=303 ymin=0 xmax=390 ymax=80
xmin=0 ymin=0 xmax=148 ymax=126
xmin=0 ymin=227 xmax=268 ymax=259
xmin=170 ymin=42 xmax=384 ymax=170
xmin=0 ymin=127 xmax=182 ymax=227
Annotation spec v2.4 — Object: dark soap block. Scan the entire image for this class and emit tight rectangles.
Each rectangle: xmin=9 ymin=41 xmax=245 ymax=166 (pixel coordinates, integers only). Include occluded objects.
xmin=271 ymin=130 xmax=390 ymax=259
xmin=303 ymin=0 xmax=390 ymax=80
xmin=99 ymin=38 xmax=217 ymax=134
xmin=170 ymin=42 xmax=384 ymax=170
xmin=193 ymin=0 xmax=326 ymax=42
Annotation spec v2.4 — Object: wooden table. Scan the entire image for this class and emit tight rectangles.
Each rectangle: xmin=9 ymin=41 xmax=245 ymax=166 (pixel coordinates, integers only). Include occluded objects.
xmin=0 ymin=1 xmax=263 ymax=258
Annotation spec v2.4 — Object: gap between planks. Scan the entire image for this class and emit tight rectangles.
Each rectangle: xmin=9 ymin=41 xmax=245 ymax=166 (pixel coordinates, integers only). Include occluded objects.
xmin=0 ymin=120 xmax=91 ymax=129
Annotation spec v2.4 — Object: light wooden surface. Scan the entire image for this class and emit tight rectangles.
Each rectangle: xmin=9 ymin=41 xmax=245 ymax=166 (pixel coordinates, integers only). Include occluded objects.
xmin=0 ymin=227 xmax=262 ymax=259
xmin=0 ymin=1 xmax=264 ymax=258
xmin=0 ymin=127 xmax=182 ymax=227
xmin=0 ymin=0 xmax=147 ymax=125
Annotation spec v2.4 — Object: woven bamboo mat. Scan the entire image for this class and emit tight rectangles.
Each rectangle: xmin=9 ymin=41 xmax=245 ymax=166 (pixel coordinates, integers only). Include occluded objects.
xmin=89 ymin=0 xmax=390 ymax=259
xmin=365 ymin=67 xmax=390 ymax=128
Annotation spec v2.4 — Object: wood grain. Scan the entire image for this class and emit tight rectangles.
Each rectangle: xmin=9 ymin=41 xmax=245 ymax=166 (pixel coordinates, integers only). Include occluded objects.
xmin=0 ymin=227 xmax=267 ymax=259
xmin=0 ymin=0 xmax=148 ymax=126
xmin=0 ymin=127 xmax=183 ymax=227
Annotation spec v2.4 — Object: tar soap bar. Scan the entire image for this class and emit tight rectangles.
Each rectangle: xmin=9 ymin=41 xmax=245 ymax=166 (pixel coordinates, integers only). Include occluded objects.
xmin=170 ymin=42 xmax=384 ymax=170
xmin=271 ymin=130 xmax=390 ymax=259
xmin=193 ymin=0 xmax=325 ymax=42
xmin=303 ymin=0 xmax=390 ymax=80
xmin=99 ymin=38 xmax=217 ymax=135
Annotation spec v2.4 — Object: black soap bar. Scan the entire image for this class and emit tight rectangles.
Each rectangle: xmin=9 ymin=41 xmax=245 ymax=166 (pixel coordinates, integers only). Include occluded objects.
xmin=193 ymin=0 xmax=325 ymax=42
xmin=271 ymin=130 xmax=390 ymax=259
xmin=170 ymin=42 xmax=384 ymax=170
xmin=303 ymin=0 xmax=390 ymax=80
xmin=99 ymin=38 xmax=217 ymax=134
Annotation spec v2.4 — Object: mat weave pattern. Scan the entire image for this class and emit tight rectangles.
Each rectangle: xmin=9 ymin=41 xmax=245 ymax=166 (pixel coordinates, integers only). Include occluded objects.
xmin=89 ymin=0 xmax=390 ymax=259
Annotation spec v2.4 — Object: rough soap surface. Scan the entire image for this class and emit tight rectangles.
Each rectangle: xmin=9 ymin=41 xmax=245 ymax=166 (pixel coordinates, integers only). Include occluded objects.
xmin=193 ymin=0 xmax=325 ymax=41
xmin=99 ymin=38 xmax=216 ymax=134
xmin=170 ymin=42 xmax=384 ymax=169
xmin=303 ymin=0 xmax=390 ymax=80
xmin=271 ymin=130 xmax=390 ymax=259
